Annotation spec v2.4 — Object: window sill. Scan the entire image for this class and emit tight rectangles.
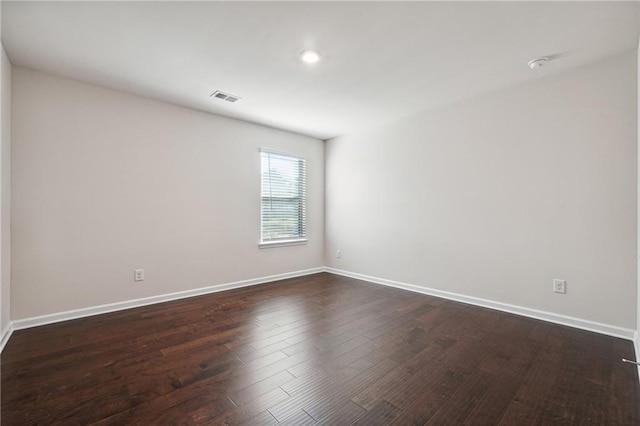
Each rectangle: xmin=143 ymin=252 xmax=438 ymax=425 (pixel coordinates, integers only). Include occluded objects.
xmin=259 ymin=239 xmax=308 ymax=249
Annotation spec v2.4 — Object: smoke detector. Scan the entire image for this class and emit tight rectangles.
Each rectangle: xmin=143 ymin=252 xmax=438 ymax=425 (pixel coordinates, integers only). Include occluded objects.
xmin=210 ymin=90 xmax=241 ymax=103
xmin=528 ymin=58 xmax=548 ymax=70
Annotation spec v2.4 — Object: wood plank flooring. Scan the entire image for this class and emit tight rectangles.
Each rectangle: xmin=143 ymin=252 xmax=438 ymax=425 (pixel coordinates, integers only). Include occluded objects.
xmin=2 ymin=272 xmax=639 ymax=425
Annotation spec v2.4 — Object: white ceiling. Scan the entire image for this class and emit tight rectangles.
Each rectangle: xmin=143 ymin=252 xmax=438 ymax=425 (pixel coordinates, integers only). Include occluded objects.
xmin=2 ymin=1 xmax=638 ymax=140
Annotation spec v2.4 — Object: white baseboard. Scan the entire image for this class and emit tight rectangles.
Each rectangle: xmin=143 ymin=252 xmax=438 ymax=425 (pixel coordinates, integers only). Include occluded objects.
xmin=3 ymin=266 xmax=636 ymax=356
xmin=326 ymin=267 xmax=635 ymax=341
xmin=0 ymin=321 xmax=13 ymax=353
xmin=11 ymin=267 xmax=325 ymax=331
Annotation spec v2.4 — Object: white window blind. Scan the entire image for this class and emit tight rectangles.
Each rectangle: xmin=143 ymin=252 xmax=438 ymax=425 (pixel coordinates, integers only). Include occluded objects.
xmin=260 ymin=150 xmax=307 ymax=245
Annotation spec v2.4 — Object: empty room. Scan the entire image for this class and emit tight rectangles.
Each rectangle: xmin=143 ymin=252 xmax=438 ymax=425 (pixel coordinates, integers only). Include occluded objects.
xmin=1 ymin=1 xmax=639 ymax=424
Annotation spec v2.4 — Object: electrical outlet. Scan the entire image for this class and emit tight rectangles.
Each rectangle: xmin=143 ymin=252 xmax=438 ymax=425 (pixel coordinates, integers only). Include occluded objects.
xmin=553 ymin=279 xmax=566 ymax=294
xmin=134 ymin=269 xmax=144 ymax=282
xmin=336 ymin=250 xmax=342 ymax=259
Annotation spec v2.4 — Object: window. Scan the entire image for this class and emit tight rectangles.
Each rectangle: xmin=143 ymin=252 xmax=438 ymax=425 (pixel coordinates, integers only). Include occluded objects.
xmin=260 ymin=150 xmax=307 ymax=247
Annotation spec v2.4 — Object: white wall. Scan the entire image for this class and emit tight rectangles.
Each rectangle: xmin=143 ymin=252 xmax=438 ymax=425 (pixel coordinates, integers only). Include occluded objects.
xmin=637 ymin=31 xmax=640 ymax=349
xmin=11 ymin=67 xmax=324 ymax=320
xmin=1 ymin=44 xmax=10 ymax=334
xmin=326 ymin=51 xmax=637 ymax=329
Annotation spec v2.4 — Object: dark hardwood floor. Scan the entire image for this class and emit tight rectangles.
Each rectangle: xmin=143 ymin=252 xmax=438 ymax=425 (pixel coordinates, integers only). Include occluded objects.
xmin=2 ymin=272 xmax=639 ymax=425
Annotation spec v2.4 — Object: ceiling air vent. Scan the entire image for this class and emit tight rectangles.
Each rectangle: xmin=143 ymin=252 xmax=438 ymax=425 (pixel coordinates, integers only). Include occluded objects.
xmin=210 ymin=90 xmax=241 ymax=103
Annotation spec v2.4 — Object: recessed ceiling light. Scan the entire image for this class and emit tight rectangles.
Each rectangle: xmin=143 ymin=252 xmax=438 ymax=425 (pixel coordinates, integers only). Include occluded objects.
xmin=528 ymin=58 xmax=548 ymax=70
xmin=300 ymin=50 xmax=321 ymax=64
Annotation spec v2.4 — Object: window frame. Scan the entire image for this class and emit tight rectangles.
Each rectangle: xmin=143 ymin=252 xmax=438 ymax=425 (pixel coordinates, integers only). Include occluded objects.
xmin=259 ymin=149 xmax=308 ymax=248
